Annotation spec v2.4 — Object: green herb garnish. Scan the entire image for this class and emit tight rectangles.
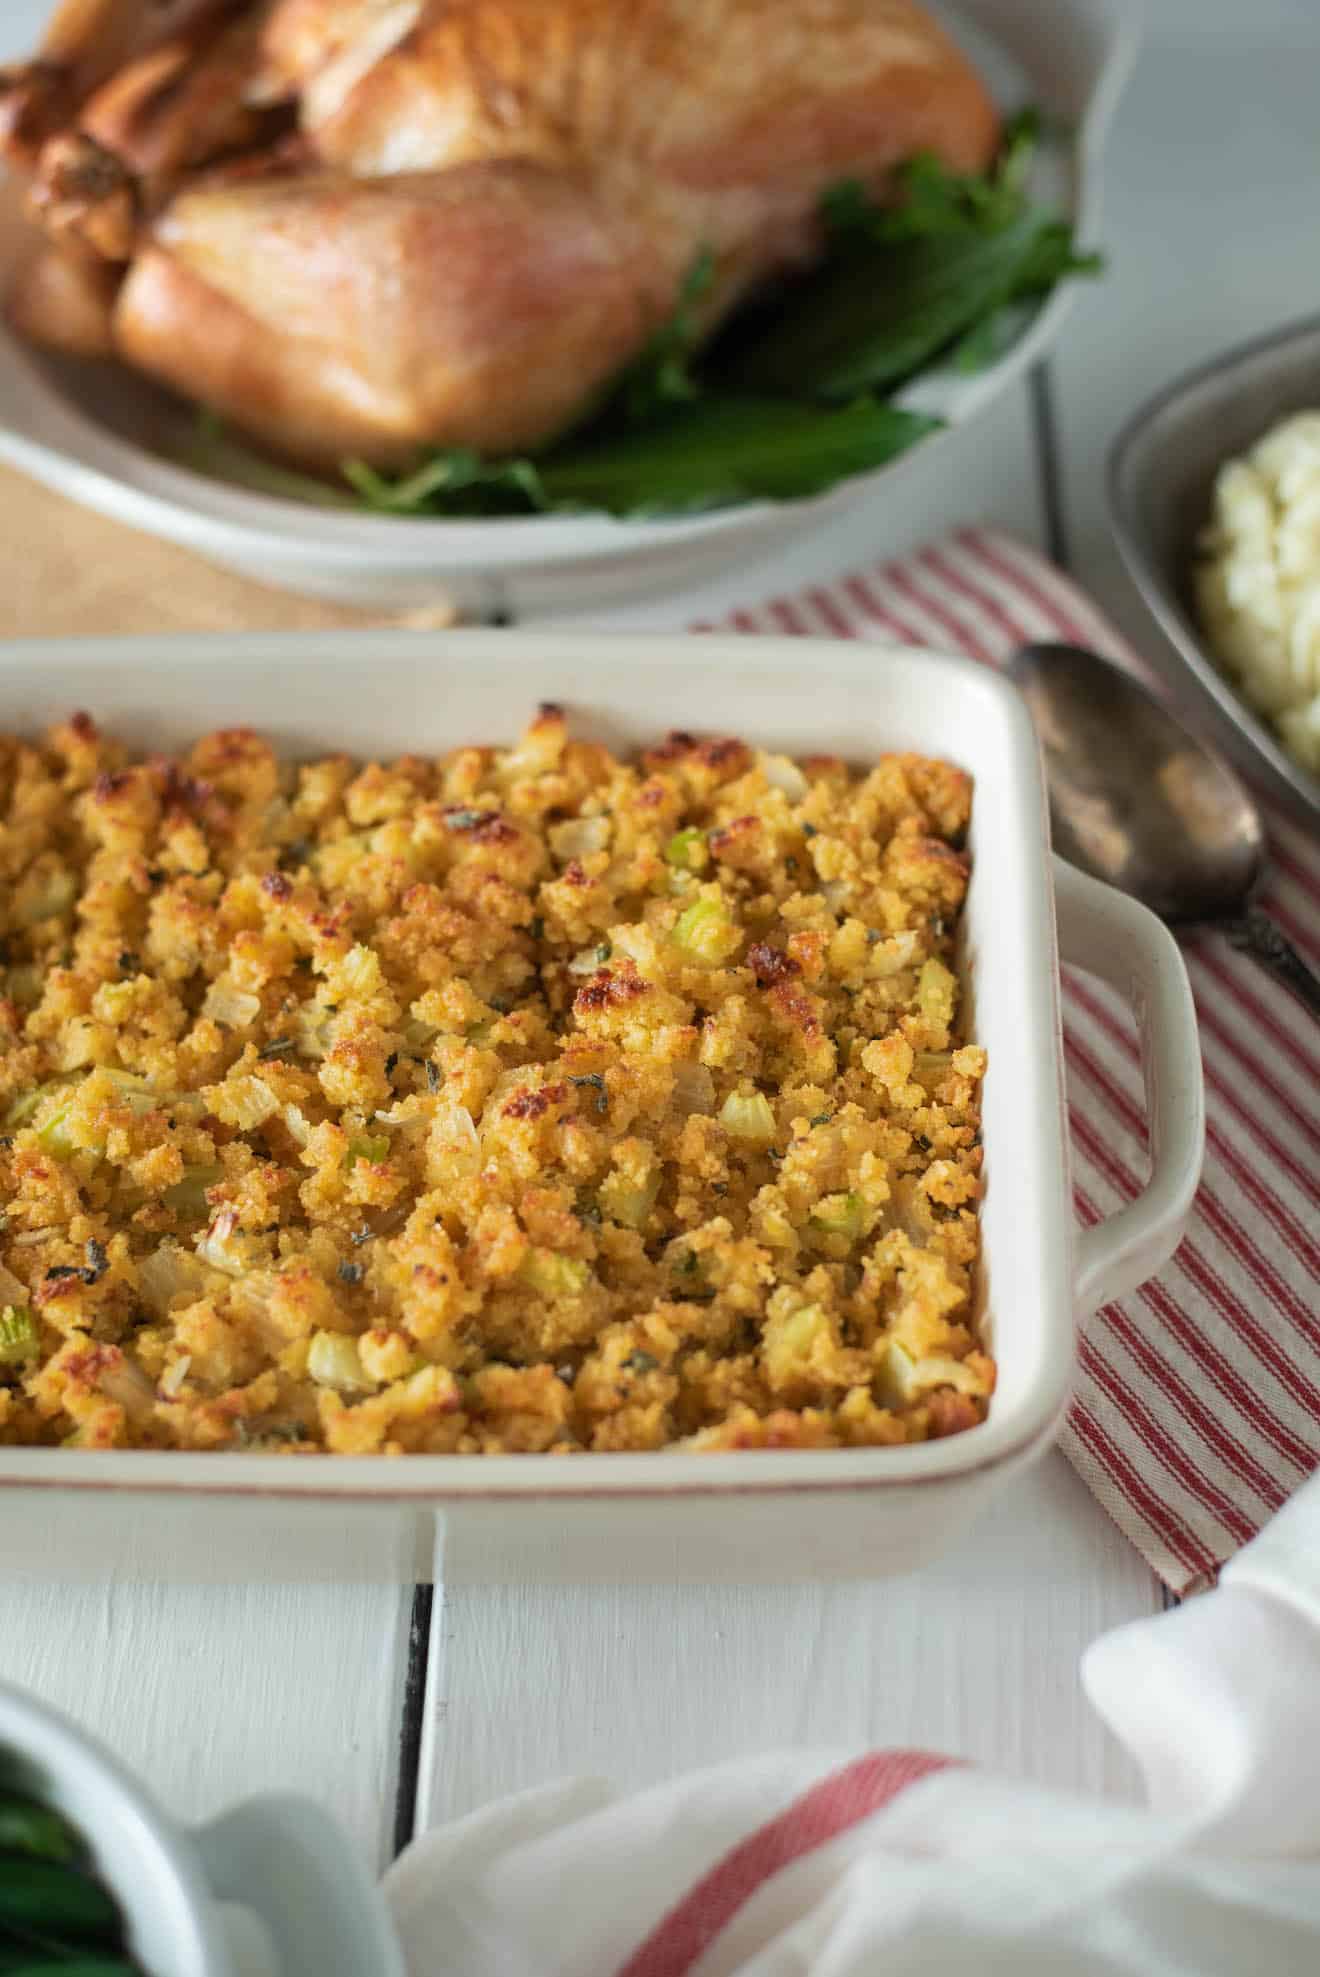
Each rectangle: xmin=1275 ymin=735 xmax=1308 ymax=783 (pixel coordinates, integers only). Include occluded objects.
xmin=0 ymin=1751 xmax=145 ymax=1971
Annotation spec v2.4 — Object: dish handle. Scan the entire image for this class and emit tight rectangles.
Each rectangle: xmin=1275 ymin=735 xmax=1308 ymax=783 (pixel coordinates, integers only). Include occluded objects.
xmin=196 ymin=1794 xmax=406 ymax=1977
xmin=1052 ymin=856 xmax=1206 ymax=1318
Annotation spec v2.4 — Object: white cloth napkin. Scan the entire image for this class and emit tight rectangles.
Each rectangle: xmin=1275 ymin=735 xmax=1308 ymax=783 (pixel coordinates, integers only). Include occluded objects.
xmin=385 ymin=1471 xmax=1320 ymax=1976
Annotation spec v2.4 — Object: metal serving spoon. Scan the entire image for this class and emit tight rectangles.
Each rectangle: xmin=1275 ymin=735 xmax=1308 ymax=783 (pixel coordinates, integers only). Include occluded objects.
xmin=1007 ymin=641 xmax=1320 ymax=1019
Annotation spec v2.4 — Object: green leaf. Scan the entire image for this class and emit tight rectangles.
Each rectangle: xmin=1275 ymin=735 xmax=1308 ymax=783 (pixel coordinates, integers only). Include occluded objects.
xmin=345 ymin=398 xmax=936 ymax=519
xmin=822 ymin=105 xmax=1044 ymax=247
xmin=996 ymin=105 xmax=1044 ymax=199
xmin=730 ymin=212 xmax=1054 ymax=399
xmin=342 ymin=450 xmax=545 ymax=517
xmin=1010 ymin=221 xmax=1103 ymax=295
xmin=534 ymin=396 xmax=938 ymax=513
xmin=0 ymin=1857 xmax=122 ymax=1943
xmin=614 ymin=248 xmax=717 ymax=422
xmin=0 ymin=1797 xmax=80 ymax=1865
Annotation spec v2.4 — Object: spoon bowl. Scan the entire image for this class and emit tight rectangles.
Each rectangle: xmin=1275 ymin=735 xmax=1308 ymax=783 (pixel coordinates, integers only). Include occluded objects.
xmin=1008 ymin=641 xmax=1320 ymax=1018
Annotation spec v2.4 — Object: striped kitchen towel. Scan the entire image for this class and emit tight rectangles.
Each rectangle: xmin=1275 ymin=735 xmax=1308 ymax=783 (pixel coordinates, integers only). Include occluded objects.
xmin=701 ymin=527 xmax=1319 ymax=1596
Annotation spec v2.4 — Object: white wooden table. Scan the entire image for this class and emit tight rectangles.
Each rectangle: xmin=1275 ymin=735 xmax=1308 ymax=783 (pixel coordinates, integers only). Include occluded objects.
xmin=0 ymin=0 xmax=1306 ymax=1873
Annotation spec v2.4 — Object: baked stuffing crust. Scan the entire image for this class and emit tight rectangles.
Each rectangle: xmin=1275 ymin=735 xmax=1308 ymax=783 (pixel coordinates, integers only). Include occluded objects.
xmin=0 ymin=708 xmax=991 ymax=1454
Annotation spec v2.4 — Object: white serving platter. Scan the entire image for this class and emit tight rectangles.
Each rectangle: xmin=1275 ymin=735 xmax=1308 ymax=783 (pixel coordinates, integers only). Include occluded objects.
xmin=0 ymin=0 xmax=1136 ymax=617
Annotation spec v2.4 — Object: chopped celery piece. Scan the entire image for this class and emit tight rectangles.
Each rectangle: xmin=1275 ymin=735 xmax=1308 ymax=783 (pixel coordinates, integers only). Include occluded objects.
xmin=915 ymin=956 xmax=957 ymax=1028
xmin=518 ymin=1249 xmax=591 ymax=1299
xmin=164 ymin=1164 xmax=223 ymax=1216
xmin=17 ymin=867 xmax=76 ymax=924
xmin=103 ymin=1068 xmax=156 ymax=1103
xmin=718 ymin=1090 xmax=777 ymax=1142
xmin=95 ymin=980 xmax=136 ymax=1021
xmin=599 ymin=1169 xmax=661 ymax=1230
xmin=308 ymin=1331 xmax=373 ymax=1392
xmin=764 ymin=1301 xmax=830 ymax=1380
xmin=665 ymin=828 xmax=707 ymax=871
xmin=673 ymin=896 xmax=741 ymax=965
xmin=0 ymin=1305 xmax=37 ymax=1365
xmin=809 ymin=1192 xmax=865 ymax=1243
xmin=344 ymin=1135 xmax=390 ymax=1170
xmin=35 ymin=1104 xmax=77 ymax=1159
xmin=4 ymin=1079 xmax=75 ymax=1130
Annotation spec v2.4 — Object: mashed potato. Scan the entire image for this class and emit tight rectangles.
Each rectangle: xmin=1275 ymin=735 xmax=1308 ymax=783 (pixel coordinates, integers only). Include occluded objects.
xmin=1196 ymin=411 xmax=1320 ymax=775
xmin=0 ymin=709 xmax=991 ymax=1456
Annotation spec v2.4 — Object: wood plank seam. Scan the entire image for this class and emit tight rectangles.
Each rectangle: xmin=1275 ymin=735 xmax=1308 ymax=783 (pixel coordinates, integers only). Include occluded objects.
xmin=393 ymin=1585 xmax=436 ymax=1856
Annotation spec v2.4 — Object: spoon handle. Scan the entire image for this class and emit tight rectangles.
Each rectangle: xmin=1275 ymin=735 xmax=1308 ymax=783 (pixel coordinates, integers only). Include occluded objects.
xmin=1224 ymin=911 xmax=1320 ymax=1020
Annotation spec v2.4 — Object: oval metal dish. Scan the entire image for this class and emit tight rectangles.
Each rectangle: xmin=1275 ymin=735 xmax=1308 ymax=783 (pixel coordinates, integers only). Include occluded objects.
xmin=1108 ymin=312 xmax=1320 ymax=832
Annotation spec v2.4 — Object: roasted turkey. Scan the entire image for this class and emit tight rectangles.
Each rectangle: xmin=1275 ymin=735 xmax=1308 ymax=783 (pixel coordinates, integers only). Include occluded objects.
xmin=0 ymin=1 xmax=999 ymax=470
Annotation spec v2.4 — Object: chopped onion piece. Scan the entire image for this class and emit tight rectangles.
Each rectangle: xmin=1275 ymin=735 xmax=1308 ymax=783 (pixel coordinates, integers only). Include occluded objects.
xmin=211 ymin=1075 xmax=279 ymax=1131
xmin=880 ymin=1341 xmax=984 ymax=1406
xmin=159 ymin=1355 xmax=192 ymax=1398
xmin=138 ymin=1243 xmax=206 ymax=1314
xmin=283 ymin=1103 xmax=312 ymax=1147
xmin=196 ymin=1211 xmax=252 ymax=1276
xmin=97 ymin=1354 xmax=157 ymax=1422
xmin=549 ymin=816 xmax=610 ymax=861
xmin=339 ymin=944 xmax=379 ymax=998
xmin=374 ymin=1104 xmax=427 ymax=1132
xmin=432 ymin=1103 xmax=478 ymax=1149
xmin=757 ymin=752 xmax=809 ymax=802
xmin=202 ymin=982 xmax=261 ymax=1029
xmin=308 ymin=1331 xmax=372 ymax=1392
xmin=719 ymin=1090 xmax=777 ymax=1142
xmin=866 ymin=930 xmax=923 ymax=980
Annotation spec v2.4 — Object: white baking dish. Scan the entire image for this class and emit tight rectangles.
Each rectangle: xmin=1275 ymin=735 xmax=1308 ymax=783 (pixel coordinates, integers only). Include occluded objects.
xmin=0 ymin=633 xmax=1204 ymax=1584
xmin=0 ymin=0 xmax=1136 ymax=616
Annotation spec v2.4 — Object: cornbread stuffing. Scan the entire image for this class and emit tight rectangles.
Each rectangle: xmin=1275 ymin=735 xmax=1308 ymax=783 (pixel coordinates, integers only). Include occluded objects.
xmin=0 ymin=708 xmax=991 ymax=1455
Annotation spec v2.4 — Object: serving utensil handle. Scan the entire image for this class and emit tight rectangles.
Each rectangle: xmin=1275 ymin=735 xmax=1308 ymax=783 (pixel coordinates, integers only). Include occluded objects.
xmin=1223 ymin=910 xmax=1320 ymax=1021
xmin=196 ymin=1794 xmax=406 ymax=1977
xmin=1053 ymin=857 xmax=1206 ymax=1318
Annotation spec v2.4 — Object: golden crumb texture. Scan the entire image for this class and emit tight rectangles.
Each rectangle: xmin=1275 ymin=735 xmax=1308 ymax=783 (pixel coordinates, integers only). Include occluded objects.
xmin=0 ymin=707 xmax=992 ymax=1457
